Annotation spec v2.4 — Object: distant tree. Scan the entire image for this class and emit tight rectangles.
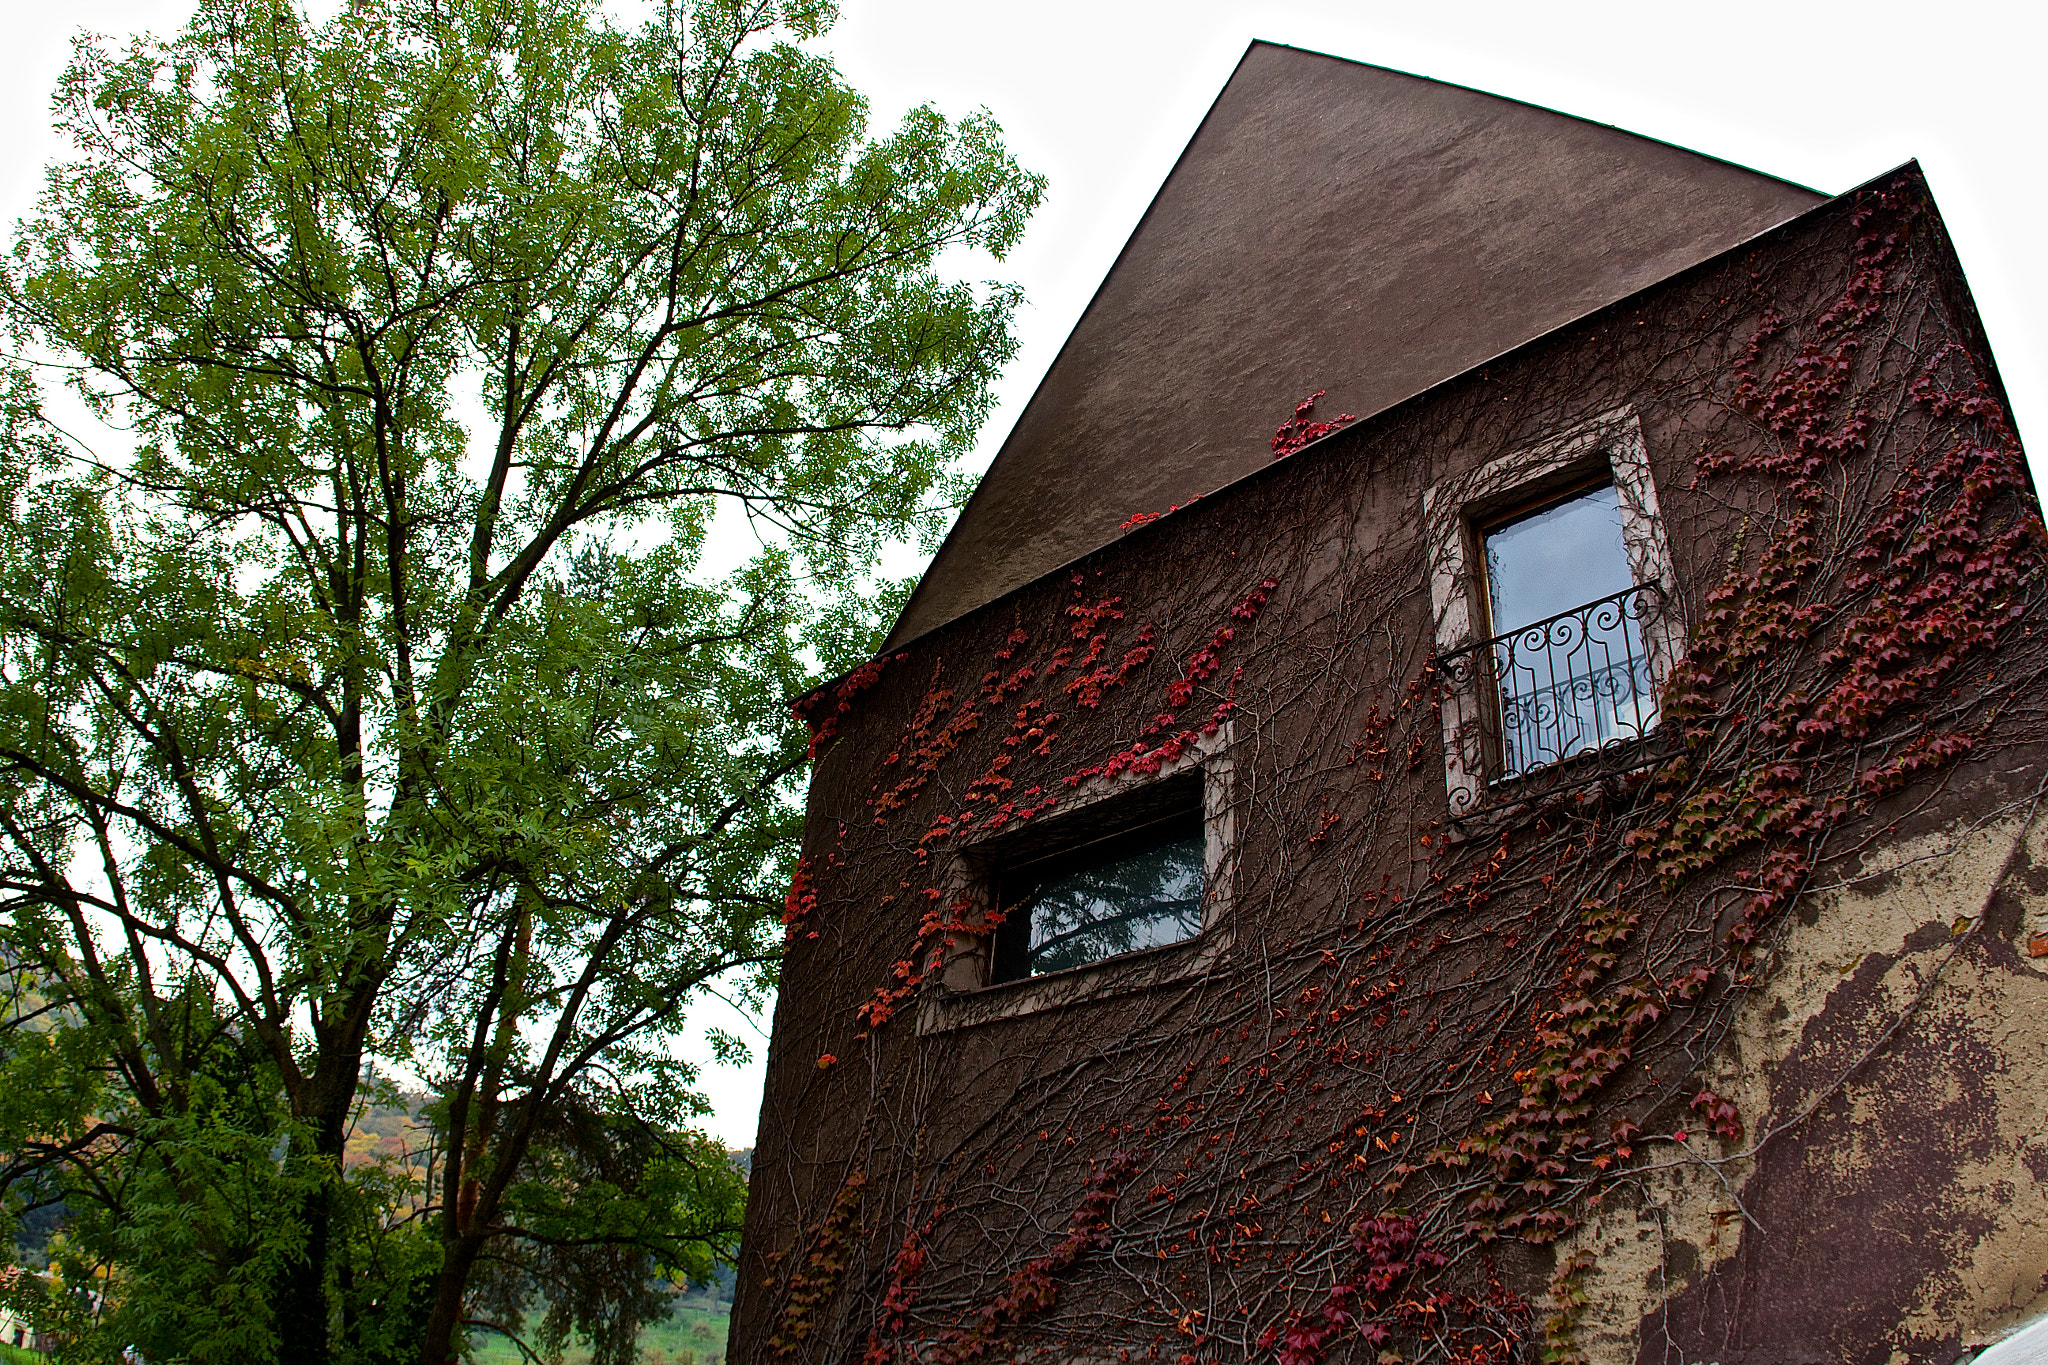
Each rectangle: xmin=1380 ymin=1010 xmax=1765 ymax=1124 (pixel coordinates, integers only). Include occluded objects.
xmin=0 ymin=0 xmax=1039 ymax=1360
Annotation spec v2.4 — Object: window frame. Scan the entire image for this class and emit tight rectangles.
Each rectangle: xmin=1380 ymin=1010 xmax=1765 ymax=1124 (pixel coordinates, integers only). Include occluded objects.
xmin=917 ymin=725 xmax=1236 ymax=1033
xmin=1424 ymin=409 xmax=1685 ymax=827
xmin=985 ymin=777 xmax=1208 ymax=983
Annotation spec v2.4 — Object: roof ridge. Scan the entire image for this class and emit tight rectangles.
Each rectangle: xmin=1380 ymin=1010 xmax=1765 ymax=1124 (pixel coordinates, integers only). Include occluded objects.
xmin=1240 ymin=40 xmax=1825 ymax=198
xmin=881 ymin=41 xmax=1827 ymax=651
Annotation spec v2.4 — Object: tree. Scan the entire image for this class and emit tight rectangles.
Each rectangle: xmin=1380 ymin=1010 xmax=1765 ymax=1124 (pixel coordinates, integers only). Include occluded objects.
xmin=0 ymin=0 xmax=1041 ymax=1358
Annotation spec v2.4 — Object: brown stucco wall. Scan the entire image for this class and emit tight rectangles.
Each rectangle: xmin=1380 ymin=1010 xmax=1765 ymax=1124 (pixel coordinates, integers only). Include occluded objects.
xmin=887 ymin=42 xmax=1822 ymax=647
xmin=736 ymin=170 xmax=2045 ymax=1365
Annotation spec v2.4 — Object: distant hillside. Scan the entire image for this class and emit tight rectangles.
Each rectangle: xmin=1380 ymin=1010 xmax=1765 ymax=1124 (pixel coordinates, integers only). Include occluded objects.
xmin=343 ymin=1095 xmax=434 ymax=1172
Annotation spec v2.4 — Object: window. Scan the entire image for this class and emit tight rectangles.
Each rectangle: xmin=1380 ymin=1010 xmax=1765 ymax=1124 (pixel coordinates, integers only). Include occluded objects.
xmin=1425 ymin=409 xmax=1683 ymax=822
xmin=987 ymin=792 xmax=1206 ymax=982
xmin=1478 ymin=480 xmax=1660 ymax=778
xmin=919 ymin=730 xmax=1236 ymax=1031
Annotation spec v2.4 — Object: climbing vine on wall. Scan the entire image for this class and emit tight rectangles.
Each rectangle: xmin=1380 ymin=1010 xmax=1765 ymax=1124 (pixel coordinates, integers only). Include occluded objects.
xmin=744 ymin=175 xmax=2045 ymax=1365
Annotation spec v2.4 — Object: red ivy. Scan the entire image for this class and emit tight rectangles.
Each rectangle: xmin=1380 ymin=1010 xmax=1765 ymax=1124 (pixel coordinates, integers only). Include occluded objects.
xmin=1271 ymin=391 xmax=1357 ymax=460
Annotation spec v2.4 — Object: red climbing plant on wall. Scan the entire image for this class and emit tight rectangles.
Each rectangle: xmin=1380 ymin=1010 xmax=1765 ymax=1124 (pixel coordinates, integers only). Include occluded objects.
xmin=743 ymin=173 xmax=2044 ymax=1365
xmin=1270 ymin=391 xmax=1356 ymax=459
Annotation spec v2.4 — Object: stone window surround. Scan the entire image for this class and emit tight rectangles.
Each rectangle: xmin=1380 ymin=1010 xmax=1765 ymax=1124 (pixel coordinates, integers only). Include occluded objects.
xmin=916 ymin=725 xmax=1236 ymax=1035
xmin=1423 ymin=407 xmax=1687 ymax=826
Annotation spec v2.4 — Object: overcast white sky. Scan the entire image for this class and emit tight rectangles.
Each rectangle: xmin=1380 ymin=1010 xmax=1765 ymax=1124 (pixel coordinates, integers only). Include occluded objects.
xmin=6 ymin=0 xmax=2042 ymax=1146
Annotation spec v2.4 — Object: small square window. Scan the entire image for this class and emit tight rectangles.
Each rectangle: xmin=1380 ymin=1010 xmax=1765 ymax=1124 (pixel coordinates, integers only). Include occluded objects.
xmin=920 ymin=731 xmax=1235 ymax=1031
xmin=988 ymin=798 xmax=1206 ymax=982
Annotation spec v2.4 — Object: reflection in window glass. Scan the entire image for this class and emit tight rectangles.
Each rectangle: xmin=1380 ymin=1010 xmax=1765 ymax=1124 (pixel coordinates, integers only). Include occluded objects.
xmin=1484 ymin=483 xmax=1634 ymax=635
xmin=1482 ymin=482 xmax=1657 ymax=776
xmin=1005 ymin=826 xmax=1205 ymax=977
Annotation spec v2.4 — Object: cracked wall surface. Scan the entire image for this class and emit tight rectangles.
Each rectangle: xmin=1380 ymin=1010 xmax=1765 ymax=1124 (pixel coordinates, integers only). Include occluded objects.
xmin=1555 ymin=780 xmax=2048 ymax=1364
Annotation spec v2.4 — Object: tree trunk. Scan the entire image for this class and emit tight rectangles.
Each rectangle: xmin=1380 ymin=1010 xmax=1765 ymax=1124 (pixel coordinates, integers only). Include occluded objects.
xmin=274 ymin=1180 xmax=335 ymax=1365
xmin=415 ymin=1234 xmax=486 ymax=1365
xmin=274 ymin=1054 xmax=361 ymax=1364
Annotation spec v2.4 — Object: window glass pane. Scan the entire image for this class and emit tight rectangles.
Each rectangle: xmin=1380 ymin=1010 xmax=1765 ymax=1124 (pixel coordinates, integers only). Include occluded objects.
xmin=1016 ymin=831 xmax=1205 ymax=976
xmin=1482 ymin=482 xmax=1656 ymax=776
xmin=1483 ymin=482 xmax=1632 ymax=635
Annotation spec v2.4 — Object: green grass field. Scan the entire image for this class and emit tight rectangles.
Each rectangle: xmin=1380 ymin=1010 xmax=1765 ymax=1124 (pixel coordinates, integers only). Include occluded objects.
xmin=468 ymin=1297 xmax=731 ymax=1365
xmin=0 ymin=1299 xmax=727 ymax=1364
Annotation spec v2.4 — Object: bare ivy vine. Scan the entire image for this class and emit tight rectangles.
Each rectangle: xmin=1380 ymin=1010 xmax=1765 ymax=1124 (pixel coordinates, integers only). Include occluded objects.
xmin=742 ymin=175 xmax=2046 ymax=1365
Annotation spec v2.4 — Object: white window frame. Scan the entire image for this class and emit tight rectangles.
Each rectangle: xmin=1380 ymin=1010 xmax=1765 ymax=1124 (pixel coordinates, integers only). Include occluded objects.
xmin=1423 ymin=408 xmax=1686 ymax=823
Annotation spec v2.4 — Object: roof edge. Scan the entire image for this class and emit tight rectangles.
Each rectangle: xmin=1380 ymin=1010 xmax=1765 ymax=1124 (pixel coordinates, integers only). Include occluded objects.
xmin=795 ymin=161 xmax=1928 ymax=711
xmin=879 ymin=40 xmax=1269 ymax=651
xmin=1243 ymin=40 xmax=1828 ymax=200
xmin=882 ymin=41 xmax=1828 ymax=653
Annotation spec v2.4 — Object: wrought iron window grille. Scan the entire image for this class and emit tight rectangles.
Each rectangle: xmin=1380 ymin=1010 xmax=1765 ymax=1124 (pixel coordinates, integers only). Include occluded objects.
xmin=1439 ymin=582 xmax=1673 ymax=805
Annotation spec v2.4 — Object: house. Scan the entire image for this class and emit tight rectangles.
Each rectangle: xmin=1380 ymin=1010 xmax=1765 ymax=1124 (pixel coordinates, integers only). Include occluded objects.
xmin=731 ymin=43 xmax=2048 ymax=1365
xmin=0 ymin=1268 xmax=55 ymax=1354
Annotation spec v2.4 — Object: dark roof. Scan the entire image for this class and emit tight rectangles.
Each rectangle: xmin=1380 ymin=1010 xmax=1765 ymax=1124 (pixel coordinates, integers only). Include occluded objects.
xmin=884 ymin=41 xmax=1824 ymax=648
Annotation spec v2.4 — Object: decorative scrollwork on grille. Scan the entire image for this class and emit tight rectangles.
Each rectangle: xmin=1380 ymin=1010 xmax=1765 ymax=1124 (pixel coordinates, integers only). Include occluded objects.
xmin=1440 ymin=582 xmax=1671 ymax=806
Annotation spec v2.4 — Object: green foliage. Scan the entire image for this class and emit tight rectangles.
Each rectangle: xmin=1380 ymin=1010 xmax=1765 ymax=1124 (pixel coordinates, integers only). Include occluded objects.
xmin=0 ymin=0 xmax=1040 ymax=1361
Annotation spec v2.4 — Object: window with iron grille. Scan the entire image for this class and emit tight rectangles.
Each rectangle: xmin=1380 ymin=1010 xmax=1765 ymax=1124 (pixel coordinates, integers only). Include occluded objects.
xmin=1425 ymin=410 xmax=1684 ymax=823
xmin=1473 ymin=479 xmax=1662 ymax=779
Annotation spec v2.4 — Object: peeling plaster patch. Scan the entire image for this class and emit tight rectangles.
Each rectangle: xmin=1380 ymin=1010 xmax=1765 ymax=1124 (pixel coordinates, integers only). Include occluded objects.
xmin=1550 ymin=804 xmax=2048 ymax=1365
